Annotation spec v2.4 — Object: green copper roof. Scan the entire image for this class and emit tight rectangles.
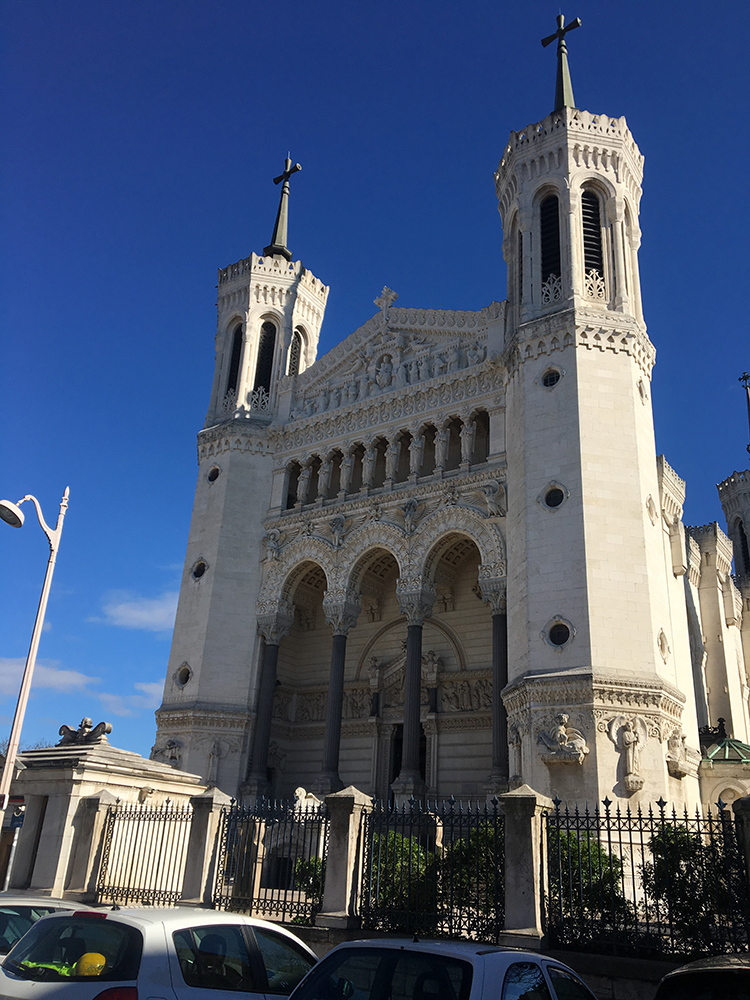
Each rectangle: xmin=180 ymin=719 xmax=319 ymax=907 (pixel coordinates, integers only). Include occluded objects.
xmin=704 ymin=736 xmax=750 ymax=763
xmin=541 ymin=14 xmax=581 ymax=112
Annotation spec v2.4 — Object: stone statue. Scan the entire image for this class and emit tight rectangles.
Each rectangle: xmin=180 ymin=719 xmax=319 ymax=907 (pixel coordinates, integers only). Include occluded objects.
xmin=377 ymin=355 xmax=393 ymax=389
xmin=263 ymin=528 xmax=282 ymax=561
xmin=395 ymin=362 xmax=409 ymax=387
xmin=340 ymin=451 xmax=354 ymax=492
xmin=434 ymin=427 xmax=449 ymax=470
xmin=297 ymin=465 xmax=312 ymax=504
xmin=58 ymin=718 xmax=112 ymax=746
xmin=409 ymin=434 xmax=425 ymax=476
xmin=317 ymin=460 xmax=332 ymax=499
xmin=419 ymin=356 xmax=432 ymax=381
xmin=385 ymin=440 xmax=400 ymax=481
xmin=460 ymin=420 xmax=476 ymax=464
xmin=537 ymin=713 xmax=589 ymax=765
xmin=362 ymin=446 xmax=375 ymax=486
xmin=403 ymin=498 xmax=418 ymax=533
xmin=607 ymin=715 xmax=648 ymax=793
xmin=329 ymin=514 xmax=346 ymax=548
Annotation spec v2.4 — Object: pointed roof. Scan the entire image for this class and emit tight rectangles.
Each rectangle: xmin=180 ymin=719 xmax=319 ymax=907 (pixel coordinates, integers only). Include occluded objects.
xmin=703 ymin=736 xmax=750 ymax=763
xmin=264 ymin=155 xmax=302 ymax=262
xmin=541 ymin=14 xmax=582 ymax=112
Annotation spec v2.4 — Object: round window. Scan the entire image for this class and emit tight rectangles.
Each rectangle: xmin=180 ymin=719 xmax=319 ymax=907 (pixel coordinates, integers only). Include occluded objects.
xmin=207 ymin=466 xmax=220 ymax=483
xmin=549 ymin=622 xmax=570 ymax=646
xmin=175 ymin=664 xmax=192 ymax=687
xmin=545 ymin=487 xmax=565 ymax=508
xmin=541 ymin=369 xmax=561 ymax=388
xmin=192 ymin=560 xmax=207 ymax=580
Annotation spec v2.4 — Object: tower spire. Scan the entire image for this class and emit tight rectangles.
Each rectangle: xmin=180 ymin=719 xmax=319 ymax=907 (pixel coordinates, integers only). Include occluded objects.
xmin=740 ymin=372 xmax=750 ymax=456
xmin=541 ymin=14 xmax=582 ymax=112
xmin=263 ymin=155 xmax=302 ymax=261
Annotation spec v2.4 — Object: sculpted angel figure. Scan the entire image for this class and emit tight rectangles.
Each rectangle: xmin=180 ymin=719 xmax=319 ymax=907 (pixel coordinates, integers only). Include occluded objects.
xmin=263 ymin=528 xmax=282 ymax=561
xmin=537 ymin=713 xmax=589 ymax=764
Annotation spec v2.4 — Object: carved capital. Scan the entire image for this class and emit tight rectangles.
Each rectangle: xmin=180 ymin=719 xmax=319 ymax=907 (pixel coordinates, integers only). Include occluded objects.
xmin=256 ymin=598 xmax=294 ymax=644
xmin=478 ymin=577 xmax=507 ymax=614
xmin=396 ymin=577 xmax=435 ymax=625
xmin=322 ymin=588 xmax=361 ymax=636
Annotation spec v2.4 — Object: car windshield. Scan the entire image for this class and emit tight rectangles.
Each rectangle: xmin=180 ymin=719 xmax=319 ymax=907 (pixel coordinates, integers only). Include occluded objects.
xmin=2 ymin=915 xmax=142 ymax=983
xmin=656 ymin=970 xmax=750 ymax=1000
xmin=0 ymin=906 xmax=59 ymax=955
xmin=291 ymin=947 xmax=472 ymax=1000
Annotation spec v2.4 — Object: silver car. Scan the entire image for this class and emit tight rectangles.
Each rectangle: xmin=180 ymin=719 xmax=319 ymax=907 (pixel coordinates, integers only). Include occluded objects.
xmin=0 ymin=906 xmax=317 ymax=998
xmin=288 ymin=939 xmax=598 ymax=1000
xmin=0 ymin=895 xmax=95 ymax=957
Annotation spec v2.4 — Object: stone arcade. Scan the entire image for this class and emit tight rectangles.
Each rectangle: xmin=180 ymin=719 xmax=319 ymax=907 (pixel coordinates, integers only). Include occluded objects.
xmin=152 ymin=21 xmax=750 ymax=811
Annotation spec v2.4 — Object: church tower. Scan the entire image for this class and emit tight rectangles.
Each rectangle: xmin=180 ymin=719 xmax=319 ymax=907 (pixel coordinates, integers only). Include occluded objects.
xmin=497 ymin=18 xmax=703 ymax=806
xmin=153 ymin=159 xmax=329 ymax=789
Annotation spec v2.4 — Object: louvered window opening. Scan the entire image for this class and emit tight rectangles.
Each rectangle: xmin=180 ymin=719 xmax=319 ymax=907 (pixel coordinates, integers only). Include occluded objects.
xmin=226 ymin=325 xmax=243 ymax=396
xmin=288 ymin=330 xmax=302 ymax=377
xmin=582 ymin=191 xmax=604 ymax=275
xmin=738 ymin=520 xmax=750 ymax=577
xmin=540 ymin=196 xmax=561 ymax=282
xmin=254 ymin=321 xmax=277 ymax=392
xmin=517 ymin=229 xmax=524 ymax=303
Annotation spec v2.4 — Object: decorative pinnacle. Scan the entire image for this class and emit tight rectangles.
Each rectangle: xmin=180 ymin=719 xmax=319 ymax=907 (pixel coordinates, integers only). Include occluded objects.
xmin=541 ymin=14 xmax=582 ymax=112
xmin=740 ymin=372 xmax=750 ymax=456
xmin=263 ymin=155 xmax=302 ymax=262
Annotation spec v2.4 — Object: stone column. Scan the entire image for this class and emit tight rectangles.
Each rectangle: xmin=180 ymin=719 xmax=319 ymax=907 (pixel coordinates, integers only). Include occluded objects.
xmin=315 ymin=590 xmax=361 ymax=796
xmin=481 ymin=578 xmax=509 ymax=792
xmin=316 ymin=785 xmax=373 ymax=929
xmin=181 ymin=786 xmax=233 ymax=905
xmin=607 ymin=197 xmax=630 ymax=311
xmin=66 ymin=789 xmax=118 ymax=899
xmin=245 ymin=602 xmax=294 ymax=798
xmin=499 ymin=784 xmax=554 ymax=948
xmin=392 ymin=579 xmax=435 ymax=803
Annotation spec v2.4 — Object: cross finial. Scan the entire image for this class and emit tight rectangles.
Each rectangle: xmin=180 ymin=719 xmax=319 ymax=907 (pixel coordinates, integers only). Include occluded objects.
xmin=264 ymin=155 xmax=302 ymax=262
xmin=541 ymin=13 xmax=582 ymax=112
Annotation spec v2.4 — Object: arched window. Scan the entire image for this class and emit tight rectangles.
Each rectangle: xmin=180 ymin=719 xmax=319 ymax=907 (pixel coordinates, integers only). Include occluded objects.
xmin=226 ymin=325 xmax=243 ymax=399
xmin=582 ymin=190 xmax=605 ymax=300
xmin=540 ymin=195 xmax=561 ymax=304
xmin=736 ymin=519 xmax=750 ymax=577
xmin=517 ymin=227 xmax=524 ymax=305
xmin=288 ymin=329 xmax=303 ymax=376
xmin=254 ymin=321 xmax=277 ymax=393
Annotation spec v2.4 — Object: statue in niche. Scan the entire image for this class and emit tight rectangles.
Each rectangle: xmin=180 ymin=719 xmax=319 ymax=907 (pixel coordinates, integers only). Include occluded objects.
xmin=537 ymin=713 xmax=589 ymax=765
xmin=395 ymin=362 xmax=409 ymax=387
xmin=419 ymin=356 xmax=432 ymax=381
xmin=385 ymin=440 xmax=400 ymax=481
xmin=433 ymin=354 xmax=447 ymax=378
xmin=362 ymin=446 xmax=376 ymax=486
xmin=340 ymin=452 xmax=354 ymax=492
xmin=409 ymin=359 xmax=420 ymax=383
xmin=434 ymin=427 xmax=449 ymax=470
xmin=466 ymin=343 xmax=485 ymax=366
xmin=460 ymin=421 xmax=476 ymax=464
xmin=409 ymin=434 xmax=425 ymax=475
xmin=297 ymin=466 xmax=312 ymax=504
xmin=607 ymin=715 xmax=648 ymax=793
xmin=448 ymin=344 xmax=462 ymax=372
xmin=367 ymin=656 xmax=381 ymax=684
xmin=317 ymin=461 xmax=332 ymax=499
xmin=377 ymin=355 xmax=393 ymax=389
xmin=666 ymin=729 xmax=689 ymax=778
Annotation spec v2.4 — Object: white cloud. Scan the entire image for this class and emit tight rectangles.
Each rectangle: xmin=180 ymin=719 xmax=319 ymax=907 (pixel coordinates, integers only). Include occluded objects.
xmin=93 ymin=591 xmax=178 ymax=633
xmin=94 ymin=681 xmax=163 ymax=717
xmin=0 ymin=658 xmax=99 ymax=697
xmin=134 ymin=682 xmax=163 ymax=704
xmin=42 ymin=621 xmax=51 ymax=633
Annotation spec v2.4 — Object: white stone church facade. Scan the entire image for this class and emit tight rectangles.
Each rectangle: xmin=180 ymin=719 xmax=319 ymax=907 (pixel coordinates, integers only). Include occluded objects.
xmin=152 ymin=64 xmax=750 ymax=811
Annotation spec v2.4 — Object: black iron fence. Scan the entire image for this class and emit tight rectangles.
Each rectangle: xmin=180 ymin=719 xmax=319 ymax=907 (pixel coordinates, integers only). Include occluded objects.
xmin=96 ymin=800 xmax=193 ymax=906
xmin=545 ymin=797 xmax=750 ymax=960
xmin=361 ymin=797 xmax=504 ymax=940
xmin=213 ymin=799 xmax=329 ymax=923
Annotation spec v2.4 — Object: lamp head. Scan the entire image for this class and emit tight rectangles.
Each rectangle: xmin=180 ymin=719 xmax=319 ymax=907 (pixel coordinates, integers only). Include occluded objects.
xmin=0 ymin=501 xmax=25 ymax=529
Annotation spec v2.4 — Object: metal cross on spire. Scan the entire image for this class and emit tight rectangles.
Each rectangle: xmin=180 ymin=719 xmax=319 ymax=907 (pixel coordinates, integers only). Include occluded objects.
xmin=541 ymin=14 xmax=582 ymax=112
xmin=263 ymin=155 xmax=302 ymax=262
xmin=740 ymin=371 xmax=750 ymax=456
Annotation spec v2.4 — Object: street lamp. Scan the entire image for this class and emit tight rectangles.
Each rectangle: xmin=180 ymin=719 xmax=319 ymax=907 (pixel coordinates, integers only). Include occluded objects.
xmin=0 ymin=489 xmax=70 ymax=809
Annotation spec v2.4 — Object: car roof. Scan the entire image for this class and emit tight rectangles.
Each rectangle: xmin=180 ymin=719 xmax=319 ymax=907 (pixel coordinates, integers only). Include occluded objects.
xmin=0 ymin=895 xmax=93 ymax=909
xmin=323 ymin=939 xmax=546 ymax=962
xmin=662 ymin=953 xmax=750 ymax=977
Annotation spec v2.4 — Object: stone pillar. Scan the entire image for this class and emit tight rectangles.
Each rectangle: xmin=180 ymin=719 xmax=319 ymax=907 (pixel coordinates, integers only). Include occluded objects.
xmin=733 ymin=795 xmax=750 ymax=888
xmin=316 ymin=785 xmax=372 ymax=929
xmin=245 ymin=602 xmax=294 ymax=798
xmin=392 ymin=580 xmax=435 ymax=803
xmin=481 ymin=578 xmax=509 ymax=792
xmin=65 ymin=789 xmax=118 ymax=899
xmin=181 ymin=786 xmax=233 ymax=905
xmin=607 ymin=197 xmax=630 ymax=311
xmin=499 ymin=784 xmax=554 ymax=948
xmin=316 ymin=590 xmax=361 ymax=796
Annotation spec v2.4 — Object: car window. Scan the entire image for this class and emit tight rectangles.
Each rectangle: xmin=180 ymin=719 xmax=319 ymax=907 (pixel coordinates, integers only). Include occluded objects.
xmin=3 ymin=915 xmax=142 ymax=983
xmin=0 ymin=906 xmax=60 ymax=954
xmin=501 ymin=961 xmax=553 ymax=1000
xmin=253 ymin=926 xmax=316 ymax=994
xmin=174 ymin=924 xmax=260 ymax=992
xmin=654 ymin=970 xmax=750 ymax=1000
xmin=546 ymin=966 xmax=596 ymax=1000
xmin=291 ymin=947 xmax=472 ymax=1000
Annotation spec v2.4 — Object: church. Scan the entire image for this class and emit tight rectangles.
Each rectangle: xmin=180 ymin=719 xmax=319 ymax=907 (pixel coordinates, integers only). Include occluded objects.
xmin=152 ymin=17 xmax=750 ymax=810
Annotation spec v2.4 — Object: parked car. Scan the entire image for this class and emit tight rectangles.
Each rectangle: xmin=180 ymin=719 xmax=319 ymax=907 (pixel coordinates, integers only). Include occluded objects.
xmin=288 ymin=938 xmax=598 ymax=1000
xmin=653 ymin=953 xmax=750 ymax=1000
xmin=0 ymin=906 xmax=317 ymax=997
xmin=0 ymin=894 xmax=95 ymax=956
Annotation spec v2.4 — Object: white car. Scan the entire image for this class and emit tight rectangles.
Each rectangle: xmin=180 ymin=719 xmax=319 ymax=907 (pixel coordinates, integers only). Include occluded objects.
xmin=0 ymin=895 xmax=96 ymax=956
xmin=0 ymin=906 xmax=317 ymax=998
xmin=288 ymin=938 xmax=598 ymax=1000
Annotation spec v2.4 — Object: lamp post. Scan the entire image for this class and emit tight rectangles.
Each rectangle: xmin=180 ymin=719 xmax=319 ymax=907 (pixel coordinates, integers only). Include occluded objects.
xmin=0 ymin=488 xmax=69 ymax=809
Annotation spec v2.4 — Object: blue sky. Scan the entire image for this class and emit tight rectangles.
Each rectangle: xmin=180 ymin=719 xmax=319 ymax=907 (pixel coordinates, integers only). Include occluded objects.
xmin=1 ymin=1 xmax=748 ymax=760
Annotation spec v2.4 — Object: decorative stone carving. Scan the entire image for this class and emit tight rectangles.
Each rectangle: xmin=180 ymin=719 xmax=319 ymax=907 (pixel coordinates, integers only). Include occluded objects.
xmin=322 ymin=588 xmax=361 ymax=636
xmin=256 ymin=599 xmax=294 ymax=644
xmin=329 ymin=514 xmax=346 ymax=548
xmin=607 ymin=715 xmax=648 ymax=793
xmin=460 ymin=420 xmax=476 ymax=464
xmin=395 ymin=578 xmax=435 ymax=625
xmin=263 ymin=528 xmax=282 ymax=561
xmin=479 ymin=578 xmax=507 ymax=614
xmin=58 ymin=718 xmax=113 ymax=746
xmin=481 ymin=480 xmax=506 ymax=516
xmin=374 ymin=287 xmax=398 ymax=313
xmin=434 ymin=427 xmax=449 ymax=470
xmin=665 ymin=728 xmax=701 ymax=779
xmin=151 ymin=737 xmax=183 ymax=767
xmin=537 ymin=713 xmax=589 ymax=764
